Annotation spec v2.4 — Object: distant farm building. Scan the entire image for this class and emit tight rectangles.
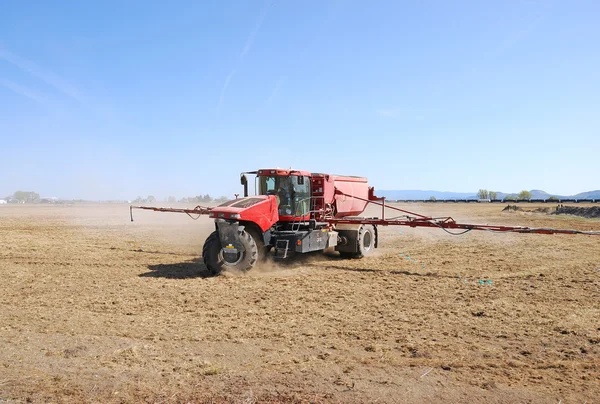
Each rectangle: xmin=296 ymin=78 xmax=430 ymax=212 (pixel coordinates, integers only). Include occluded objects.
xmin=40 ymin=197 xmax=59 ymax=203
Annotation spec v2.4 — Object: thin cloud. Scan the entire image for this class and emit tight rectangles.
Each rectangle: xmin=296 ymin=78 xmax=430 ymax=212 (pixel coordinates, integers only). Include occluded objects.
xmin=218 ymin=1 xmax=271 ymax=114
xmin=488 ymin=14 xmax=545 ymax=59
xmin=217 ymin=69 xmax=236 ymax=111
xmin=0 ymin=78 xmax=47 ymax=105
xmin=240 ymin=2 xmax=271 ymax=59
xmin=0 ymin=48 xmax=85 ymax=104
xmin=264 ymin=77 xmax=285 ymax=107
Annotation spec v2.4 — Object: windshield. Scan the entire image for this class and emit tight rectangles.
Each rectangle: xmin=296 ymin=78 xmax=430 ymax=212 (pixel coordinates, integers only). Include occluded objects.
xmin=258 ymin=175 xmax=310 ymax=217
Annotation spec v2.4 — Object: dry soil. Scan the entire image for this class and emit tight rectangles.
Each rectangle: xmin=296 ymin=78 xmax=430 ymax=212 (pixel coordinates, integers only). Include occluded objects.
xmin=0 ymin=203 xmax=599 ymax=403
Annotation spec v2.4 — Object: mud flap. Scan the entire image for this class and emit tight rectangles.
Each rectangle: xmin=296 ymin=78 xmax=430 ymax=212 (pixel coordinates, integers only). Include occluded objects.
xmin=335 ymin=229 xmax=359 ymax=253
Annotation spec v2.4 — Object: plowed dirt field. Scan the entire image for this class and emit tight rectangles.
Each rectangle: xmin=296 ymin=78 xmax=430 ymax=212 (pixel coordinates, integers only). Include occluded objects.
xmin=1 ymin=203 xmax=599 ymax=403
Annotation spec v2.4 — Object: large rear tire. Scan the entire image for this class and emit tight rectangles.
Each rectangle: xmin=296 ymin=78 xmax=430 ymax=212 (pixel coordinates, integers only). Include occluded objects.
xmin=202 ymin=229 xmax=261 ymax=276
xmin=339 ymin=225 xmax=375 ymax=259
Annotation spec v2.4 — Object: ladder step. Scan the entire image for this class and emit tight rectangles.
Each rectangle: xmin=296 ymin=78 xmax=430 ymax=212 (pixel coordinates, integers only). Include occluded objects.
xmin=274 ymin=239 xmax=290 ymax=259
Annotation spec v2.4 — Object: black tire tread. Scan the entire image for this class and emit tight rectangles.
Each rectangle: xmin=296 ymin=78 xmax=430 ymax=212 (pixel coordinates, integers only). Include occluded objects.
xmin=202 ymin=231 xmax=221 ymax=275
xmin=202 ymin=229 xmax=259 ymax=276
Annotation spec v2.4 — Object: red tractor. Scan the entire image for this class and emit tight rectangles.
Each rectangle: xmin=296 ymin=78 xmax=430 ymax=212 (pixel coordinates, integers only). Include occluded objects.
xmin=199 ymin=168 xmax=382 ymax=275
xmin=131 ymin=168 xmax=600 ymax=276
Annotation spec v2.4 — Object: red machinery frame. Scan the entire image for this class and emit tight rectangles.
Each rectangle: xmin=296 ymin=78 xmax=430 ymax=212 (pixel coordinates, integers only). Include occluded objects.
xmin=130 ymin=190 xmax=600 ymax=237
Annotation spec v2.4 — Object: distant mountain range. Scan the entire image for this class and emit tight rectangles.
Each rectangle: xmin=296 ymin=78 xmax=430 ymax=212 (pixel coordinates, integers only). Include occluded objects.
xmin=377 ymin=189 xmax=600 ymax=200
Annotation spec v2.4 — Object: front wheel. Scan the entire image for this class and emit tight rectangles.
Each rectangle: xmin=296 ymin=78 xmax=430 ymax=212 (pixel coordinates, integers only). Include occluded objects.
xmin=202 ymin=229 xmax=261 ymax=275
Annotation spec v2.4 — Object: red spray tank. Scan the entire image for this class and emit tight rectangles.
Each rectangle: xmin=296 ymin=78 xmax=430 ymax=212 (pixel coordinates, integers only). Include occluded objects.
xmin=311 ymin=173 xmax=371 ymax=218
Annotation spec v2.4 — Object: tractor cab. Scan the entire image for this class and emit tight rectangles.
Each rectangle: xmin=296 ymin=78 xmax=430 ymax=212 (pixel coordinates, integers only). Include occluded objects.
xmin=242 ymin=169 xmax=312 ymax=221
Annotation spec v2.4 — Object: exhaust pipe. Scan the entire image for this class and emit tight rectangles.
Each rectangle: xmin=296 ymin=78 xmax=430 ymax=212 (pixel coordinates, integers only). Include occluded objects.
xmin=241 ymin=174 xmax=249 ymax=197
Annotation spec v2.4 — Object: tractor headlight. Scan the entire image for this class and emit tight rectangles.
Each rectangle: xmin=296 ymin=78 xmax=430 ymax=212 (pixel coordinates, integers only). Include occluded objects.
xmin=230 ymin=213 xmax=241 ymax=219
xmin=208 ymin=212 xmax=215 ymax=218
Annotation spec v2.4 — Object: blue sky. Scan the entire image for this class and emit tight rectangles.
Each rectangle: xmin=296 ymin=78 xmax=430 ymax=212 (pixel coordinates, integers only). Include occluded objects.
xmin=1 ymin=1 xmax=599 ymax=200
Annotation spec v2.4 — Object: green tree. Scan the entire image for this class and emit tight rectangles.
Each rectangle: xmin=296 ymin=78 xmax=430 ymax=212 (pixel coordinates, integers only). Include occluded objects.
xmin=13 ymin=191 xmax=27 ymax=202
xmin=215 ymin=196 xmax=229 ymax=203
xmin=147 ymin=195 xmax=156 ymax=203
xmin=518 ymin=190 xmax=532 ymax=200
xmin=489 ymin=191 xmax=498 ymax=200
xmin=548 ymin=196 xmax=559 ymax=201
xmin=504 ymin=195 xmax=517 ymax=201
xmin=477 ymin=189 xmax=489 ymax=200
xmin=429 ymin=196 xmax=437 ymax=201
xmin=13 ymin=191 xmax=40 ymax=203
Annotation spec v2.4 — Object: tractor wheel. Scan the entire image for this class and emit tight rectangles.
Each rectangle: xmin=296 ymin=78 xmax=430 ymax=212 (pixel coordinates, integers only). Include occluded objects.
xmin=339 ymin=225 xmax=375 ymax=259
xmin=202 ymin=229 xmax=261 ymax=276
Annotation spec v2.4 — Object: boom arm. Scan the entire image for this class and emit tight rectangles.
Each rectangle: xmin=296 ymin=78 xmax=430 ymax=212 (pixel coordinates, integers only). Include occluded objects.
xmin=130 ymin=205 xmax=212 ymax=222
xmin=330 ymin=216 xmax=600 ymax=236
xmin=330 ymin=189 xmax=600 ymax=236
xmin=128 ymin=190 xmax=600 ymax=237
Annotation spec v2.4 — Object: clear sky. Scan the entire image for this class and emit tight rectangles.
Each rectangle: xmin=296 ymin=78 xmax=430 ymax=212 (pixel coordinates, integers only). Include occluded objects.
xmin=1 ymin=1 xmax=599 ymax=200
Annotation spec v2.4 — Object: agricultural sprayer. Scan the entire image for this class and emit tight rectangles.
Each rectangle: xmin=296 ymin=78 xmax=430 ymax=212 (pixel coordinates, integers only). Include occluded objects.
xmin=130 ymin=168 xmax=600 ymax=275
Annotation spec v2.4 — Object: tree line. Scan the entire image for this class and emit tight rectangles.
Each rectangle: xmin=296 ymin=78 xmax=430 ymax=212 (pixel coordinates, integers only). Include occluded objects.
xmin=132 ymin=194 xmax=229 ymax=204
xmin=3 ymin=191 xmax=41 ymax=203
xmin=428 ymin=190 xmax=562 ymax=202
xmin=1 ymin=191 xmax=231 ymax=204
xmin=476 ymin=189 xmax=558 ymax=201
